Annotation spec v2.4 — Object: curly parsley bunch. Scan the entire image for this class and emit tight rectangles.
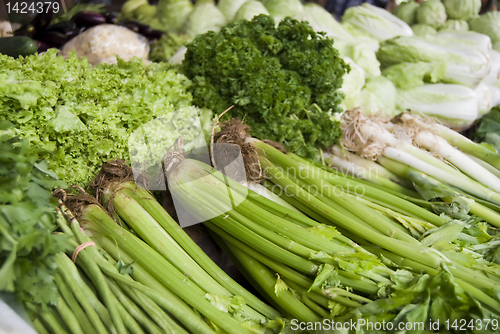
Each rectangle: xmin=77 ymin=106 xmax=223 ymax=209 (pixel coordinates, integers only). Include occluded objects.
xmin=183 ymin=14 xmax=348 ymax=158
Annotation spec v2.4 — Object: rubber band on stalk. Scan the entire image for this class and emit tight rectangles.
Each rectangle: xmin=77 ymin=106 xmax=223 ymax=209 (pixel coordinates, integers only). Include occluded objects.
xmin=72 ymin=242 xmax=96 ymax=262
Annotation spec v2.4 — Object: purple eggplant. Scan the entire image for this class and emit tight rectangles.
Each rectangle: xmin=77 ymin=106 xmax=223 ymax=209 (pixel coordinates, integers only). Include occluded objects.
xmin=31 ymin=9 xmax=53 ymax=30
xmin=14 ymin=24 xmax=36 ymax=38
xmin=36 ymin=41 xmax=56 ymax=53
xmin=37 ymin=31 xmax=68 ymax=48
xmin=104 ymin=11 xmax=119 ymax=24
xmin=124 ymin=22 xmax=140 ymax=33
xmin=45 ymin=20 xmax=79 ymax=39
xmin=142 ymin=29 xmax=163 ymax=40
xmin=123 ymin=21 xmax=163 ymax=40
xmin=73 ymin=11 xmax=106 ymax=27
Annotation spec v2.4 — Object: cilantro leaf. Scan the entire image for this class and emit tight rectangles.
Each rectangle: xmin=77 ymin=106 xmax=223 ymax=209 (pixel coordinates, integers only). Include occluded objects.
xmin=0 ymin=121 xmax=69 ymax=310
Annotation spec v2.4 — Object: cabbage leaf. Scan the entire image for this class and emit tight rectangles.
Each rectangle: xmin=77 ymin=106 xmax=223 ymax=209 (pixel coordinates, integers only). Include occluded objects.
xmin=377 ymin=35 xmax=490 ymax=87
xmin=335 ymin=40 xmax=381 ymax=77
xmin=469 ymin=11 xmax=500 ymax=44
xmin=262 ymin=0 xmax=302 ymax=20
xmin=218 ymin=0 xmax=251 ymax=22
xmin=233 ymin=1 xmax=269 ymax=21
xmin=392 ymin=0 xmax=419 ymax=26
xmin=443 ymin=0 xmax=480 ymax=21
xmin=415 ymin=0 xmax=447 ymax=28
xmin=342 ymin=3 xmax=413 ymax=41
xmin=412 ymin=24 xmax=437 ymax=37
xmin=340 ymin=57 xmax=365 ymax=110
xmin=182 ymin=2 xmax=227 ymax=37
xmin=156 ymin=0 xmax=193 ymax=31
xmin=294 ymin=3 xmax=353 ymax=41
xmin=359 ymin=76 xmax=398 ymax=116
xmin=382 ymin=62 xmax=447 ymax=89
xmin=439 ymin=20 xmax=469 ymax=32
xmin=395 ymin=83 xmax=479 ymax=127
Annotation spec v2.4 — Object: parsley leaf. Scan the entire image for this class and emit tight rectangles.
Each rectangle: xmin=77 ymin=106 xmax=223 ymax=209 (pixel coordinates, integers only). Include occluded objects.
xmin=182 ymin=15 xmax=348 ymax=158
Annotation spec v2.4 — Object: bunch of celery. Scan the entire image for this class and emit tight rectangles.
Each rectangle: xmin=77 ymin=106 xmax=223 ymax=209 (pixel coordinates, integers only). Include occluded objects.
xmin=33 ymin=202 xmax=195 ymax=334
xmin=166 ymin=156 xmax=414 ymax=321
xmin=78 ymin=162 xmax=288 ymax=334
xmin=251 ymin=139 xmax=500 ymax=323
xmin=165 ymin=123 xmax=500 ymax=328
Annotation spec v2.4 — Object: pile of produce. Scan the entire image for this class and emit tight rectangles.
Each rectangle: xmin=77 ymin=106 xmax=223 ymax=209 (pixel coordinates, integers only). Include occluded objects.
xmin=183 ymin=14 xmax=347 ymax=158
xmin=0 ymin=50 xmax=195 ymax=186
xmin=11 ymin=3 xmax=163 ymax=57
xmin=384 ymin=0 xmax=500 ymax=128
xmin=3 ymin=1 xmax=500 ymax=334
xmin=164 ymin=122 xmax=500 ymax=325
xmin=6 ymin=0 xmax=500 ymax=129
xmin=1 ymin=122 xmax=287 ymax=333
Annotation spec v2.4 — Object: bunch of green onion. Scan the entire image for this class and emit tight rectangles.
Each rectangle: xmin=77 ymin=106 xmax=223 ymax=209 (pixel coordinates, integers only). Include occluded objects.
xmin=326 ymin=111 xmax=500 ymax=260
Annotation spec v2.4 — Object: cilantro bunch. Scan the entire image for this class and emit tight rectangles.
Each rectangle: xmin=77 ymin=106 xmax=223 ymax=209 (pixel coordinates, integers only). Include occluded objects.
xmin=0 ymin=121 xmax=68 ymax=309
xmin=182 ymin=15 xmax=348 ymax=158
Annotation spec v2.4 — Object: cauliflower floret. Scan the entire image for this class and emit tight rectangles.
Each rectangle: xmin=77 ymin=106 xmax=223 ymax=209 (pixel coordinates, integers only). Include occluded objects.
xmin=60 ymin=24 xmax=149 ymax=65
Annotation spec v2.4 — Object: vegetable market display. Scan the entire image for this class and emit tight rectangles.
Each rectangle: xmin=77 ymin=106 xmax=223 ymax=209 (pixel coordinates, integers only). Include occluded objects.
xmin=3 ymin=1 xmax=500 ymax=333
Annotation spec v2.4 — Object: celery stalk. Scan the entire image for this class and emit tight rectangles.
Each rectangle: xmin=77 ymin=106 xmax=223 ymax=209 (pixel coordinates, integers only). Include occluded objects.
xmin=80 ymin=204 xmax=255 ymax=334
xmin=226 ymin=242 xmax=323 ymax=323
xmin=206 ymin=221 xmax=380 ymax=295
xmin=118 ymin=183 xmax=281 ymax=319
xmin=102 ymin=184 xmax=231 ymax=297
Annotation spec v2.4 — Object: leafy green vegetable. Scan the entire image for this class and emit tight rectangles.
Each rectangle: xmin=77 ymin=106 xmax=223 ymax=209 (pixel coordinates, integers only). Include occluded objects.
xmin=469 ymin=11 xmax=500 ymax=44
xmin=0 ymin=50 xmax=193 ymax=186
xmin=182 ymin=15 xmax=347 ymax=158
xmin=411 ymin=23 xmax=437 ymax=37
xmin=382 ymin=61 xmax=447 ymax=89
xmin=377 ymin=35 xmax=490 ymax=87
xmin=0 ymin=121 xmax=68 ymax=310
xmin=182 ymin=2 xmax=227 ymax=37
xmin=217 ymin=0 xmax=251 ymax=21
xmin=135 ymin=3 xmax=158 ymax=21
xmin=294 ymin=3 xmax=353 ymax=41
xmin=340 ymin=57 xmax=365 ymax=110
xmin=233 ymin=1 xmax=269 ymax=21
xmin=343 ymin=271 xmax=491 ymax=331
xmin=475 ymin=105 xmax=500 ymax=151
xmin=342 ymin=3 xmax=414 ymax=41
xmin=149 ymin=33 xmax=192 ymax=62
xmin=415 ymin=0 xmax=447 ymax=28
xmin=128 ymin=105 xmax=212 ymax=180
xmin=156 ymin=0 xmax=193 ymax=31
xmin=392 ymin=0 xmax=419 ymax=26
xmin=358 ymin=76 xmax=398 ymax=116
xmin=439 ymin=19 xmax=469 ymax=32
xmin=443 ymin=0 xmax=480 ymax=21
xmin=395 ymin=83 xmax=479 ymax=127
xmin=335 ymin=40 xmax=381 ymax=77
xmin=121 ymin=0 xmax=148 ymax=20
xmin=262 ymin=0 xmax=303 ymax=20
